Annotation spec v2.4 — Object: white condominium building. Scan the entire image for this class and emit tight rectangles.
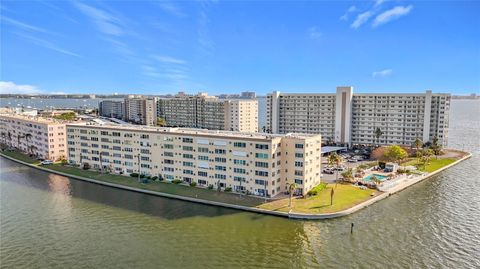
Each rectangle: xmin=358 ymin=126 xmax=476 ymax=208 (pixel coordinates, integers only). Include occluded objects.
xmin=66 ymin=123 xmax=321 ymax=197
xmin=157 ymin=93 xmax=258 ymax=132
xmin=124 ymin=97 xmax=157 ymax=126
xmin=267 ymin=87 xmax=450 ymax=146
xmin=99 ymin=100 xmax=124 ymax=119
xmin=0 ymin=114 xmax=67 ymax=161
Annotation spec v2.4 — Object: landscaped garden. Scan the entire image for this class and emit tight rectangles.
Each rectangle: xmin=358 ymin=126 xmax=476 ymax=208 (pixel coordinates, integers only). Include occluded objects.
xmin=258 ymin=183 xmax=377 ymax=214
xmin=402 ymin=158 xmax=457 ymax=173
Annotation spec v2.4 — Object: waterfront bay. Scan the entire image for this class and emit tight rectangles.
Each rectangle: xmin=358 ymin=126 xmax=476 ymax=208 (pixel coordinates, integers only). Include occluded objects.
xmin=1 ymin=100 xmax=479 ymax=268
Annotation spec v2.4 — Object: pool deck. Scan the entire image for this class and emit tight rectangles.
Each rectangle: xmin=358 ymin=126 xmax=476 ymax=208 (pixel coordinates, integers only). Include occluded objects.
xmin=0 ymin=151 xmax=472 ymax=220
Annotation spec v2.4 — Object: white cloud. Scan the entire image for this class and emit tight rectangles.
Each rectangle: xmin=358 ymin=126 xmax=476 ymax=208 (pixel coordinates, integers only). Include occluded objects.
xmin=374 ymin=0 xmax=387 ymax=8
xmin=156 ymin=1 xmax=186 ymax=18
xmin=14 ymin=33 xmax=81 ymax=57
xmin=0 ymin=81 xmax=41 ymax=94
xmin=340 ymin=5 xmax=357 ymax=21
xmin=73 ymin=2 xmax=124 ymax=36
xmin=373 ymin=5 xmax=413 ymax=27
xmin=372 ymin=69 xmax=393 ymax=77
xmin=351 ymin=11 xmax=374 ymax=29
xmin=153 ymin=55 xmax=187 ymax=65
xmin=308 ymin=27 xmax=322 ymax=40
xmin=1 ymin=16 xmax=51 ymax=34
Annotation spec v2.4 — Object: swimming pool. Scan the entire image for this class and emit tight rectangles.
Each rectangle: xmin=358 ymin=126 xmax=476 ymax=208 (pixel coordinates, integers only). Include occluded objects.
xmin=363 ymin=174 xmax=388 ymax=182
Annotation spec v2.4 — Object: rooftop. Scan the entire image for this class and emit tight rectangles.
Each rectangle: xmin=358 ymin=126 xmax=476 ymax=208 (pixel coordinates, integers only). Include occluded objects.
xmin=0 ymin=113 xmax=69 ymax=125
xmin=67 ymin=122 xmax=320 ymax=140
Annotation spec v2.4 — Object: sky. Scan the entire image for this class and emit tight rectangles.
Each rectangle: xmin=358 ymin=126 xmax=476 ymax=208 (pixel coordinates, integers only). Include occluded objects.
xmin=1 ymin=0 xmax=479 ymax=95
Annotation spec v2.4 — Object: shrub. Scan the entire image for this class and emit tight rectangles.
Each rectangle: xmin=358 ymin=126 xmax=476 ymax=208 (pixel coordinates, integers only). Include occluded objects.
xmin=307 ymin=182 xmax=327 ymax=196
xmin=190 ymin=182 xmax=197 ymax=187
xmin=172 ymin=179 xmax=182 ymax=184
xmin=130 ymin=173 xmax=139 ymax=177
xmin=139 ymin=174 xmax=146 ymax=178
xmin=158 ymin=176 xmax=164 ymax=181
xmin=151 ymin=176 xmax=158 ymax=181
xmin=207 ymin=184 xmax=214 ymax=190
xmin=224 ymin=187 xmax=232 ymax=192
xmin=82 ymin=163 xmax=90 ymax=170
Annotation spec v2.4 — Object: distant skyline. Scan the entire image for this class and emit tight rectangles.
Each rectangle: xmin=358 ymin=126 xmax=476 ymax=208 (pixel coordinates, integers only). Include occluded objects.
xmin=1 ymin=0 xmax=479 ymax=95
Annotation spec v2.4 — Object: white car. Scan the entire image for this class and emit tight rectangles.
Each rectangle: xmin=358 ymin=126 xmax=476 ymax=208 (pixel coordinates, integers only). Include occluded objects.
xmin=40 ymin=160 xmax=53 ymax=165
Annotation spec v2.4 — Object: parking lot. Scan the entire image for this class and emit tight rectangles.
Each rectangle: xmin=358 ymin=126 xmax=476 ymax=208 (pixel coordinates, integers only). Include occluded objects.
xmin=320 ymin=150 xmax=374 ymax=183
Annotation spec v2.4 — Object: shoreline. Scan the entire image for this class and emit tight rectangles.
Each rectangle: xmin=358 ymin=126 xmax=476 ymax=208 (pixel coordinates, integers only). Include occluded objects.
xmin=0 ymin=152 xmax=472 ymax=220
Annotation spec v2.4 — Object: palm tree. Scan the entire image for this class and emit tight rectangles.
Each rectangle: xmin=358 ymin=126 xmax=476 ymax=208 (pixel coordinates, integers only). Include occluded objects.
xmin=156 ymin=117 xmax=167 ymax=127
xmin=287 ymin=182 xmax=298 ymax=208
xmin=328 ymin=152 xmax=343 ymax=188
xmin=374 ymin=127 xmax=383 ymax=146
xmin=16 ymin=134 xmax=25 ymax=152
xmin=25 ymin=134 xmax=32 ymax=155
xmin=413 ymin=137 xmax=423 ymax=151
xmin=29 ymin=145 xmax=38 ymax=158
xmin=341 ymin=168 xmax=354 ymax=183
xmin=7 ymin=131 xmax=12 ymax=148
xmin=371 ymin=174 xmax=381 ymax=186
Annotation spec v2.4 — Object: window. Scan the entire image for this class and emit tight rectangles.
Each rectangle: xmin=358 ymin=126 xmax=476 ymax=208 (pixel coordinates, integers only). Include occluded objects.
xmin=255 ymin=179 xmax=265 ymax=185
xmin=295 ymin=179 xmax=303 ymax=185
xmin=215 ymin=157 xmax=226 ymax=163
xmin=164 ymin=144 xmax=174 ymax=149
xmin=234 ymin=176 xmax=245 ymax=182
xmin=183 ymin=169 xmax=194 ymax=175
xmin=183 ymin=161 xmax=193 ymax=167
xmin=255 ymin=161 xmax=269 ymax=168
xmin=234 ymin=142 xmax=246 ymax=148
xmin=183 ymin=154 xmax=194 ymax=159
xmin=295 ymin=161 xmax=304 ymax=167
xmin=255 ymin=153 xmax=268 ymax=159
xmin=198 ymin=147 xmax=209 ymax=153
xmin=182 ymin=137 xmax=193 ymax=143
xmin=295 ymin=143 xmax=304 ymax=149
xmin=215 ymin=165 xmax=226 ymax=171
xmin=183 ymin=146 xmax=194 ymax=151
xmin=215 ymin=149 xmax=226 ymax=154
xmin=215 ymin=174 xmax=226 ymax=180
xmin=233 ymin=159 xmax=247 ymax=165
xmin=233 ymin=168 xmax=246 ymax=174
xmin=255 ymin=144 xmax=269 ymax=150
xmin=164 ymin=152 xmax=174 ymax=157
xmin=198 ymin=155 xmax=209 ymax=161
xmin=255 ymin=171 xmax=268 ymax=177
xmin=198 ymin=171 xmax=208 ymax=177
xmin=295 ymin=170 xmax=303 ymax=176
xmin=164 ymin=167 xmax=174 ymax=172
xmin=295 ymin=153 xmax=304 ymax=158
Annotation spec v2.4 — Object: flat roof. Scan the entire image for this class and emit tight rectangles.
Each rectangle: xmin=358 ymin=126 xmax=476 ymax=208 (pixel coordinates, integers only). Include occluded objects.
xmin=321 ymin=146 xmax=348 ymax=154
xmin=0 ymin=113 xmax=67 ymax=125
xmin=67 ymin=122 xmax=321 ymax=141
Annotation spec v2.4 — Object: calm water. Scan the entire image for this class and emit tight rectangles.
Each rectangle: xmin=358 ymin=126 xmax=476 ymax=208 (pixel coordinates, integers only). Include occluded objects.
xmin=1 ymin=100 xmax=479 ymax=268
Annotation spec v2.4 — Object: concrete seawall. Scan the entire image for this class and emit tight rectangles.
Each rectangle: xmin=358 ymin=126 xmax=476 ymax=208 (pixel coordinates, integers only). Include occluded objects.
xmin=0 ymin=152 xmax=472 ymax=220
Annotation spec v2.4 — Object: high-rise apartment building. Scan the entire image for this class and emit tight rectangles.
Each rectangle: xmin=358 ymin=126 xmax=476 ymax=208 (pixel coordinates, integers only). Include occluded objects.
xmin=66 ymin=123 xmax=321 ymax=197
xmin=124 ymin=97 xmax=157 ymax=126
xmin=157 ymin=93 xmax=258 ymax=132
xmin=0 ymin=114 xmax=67 ymax=160
xmin=267 ymin=87 xmax=450 ymax=146
xmin=99 ymin=100 xmax=124 ymax=119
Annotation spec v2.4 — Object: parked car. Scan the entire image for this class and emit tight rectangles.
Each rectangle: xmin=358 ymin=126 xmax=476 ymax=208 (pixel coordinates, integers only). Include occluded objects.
xmin=323 ymin=168 xmax=335 ymax=174
xmin=40 ymin=160 xmax=53 ymax=165
xmin=347 ymin=158 xmax=358 ymax=163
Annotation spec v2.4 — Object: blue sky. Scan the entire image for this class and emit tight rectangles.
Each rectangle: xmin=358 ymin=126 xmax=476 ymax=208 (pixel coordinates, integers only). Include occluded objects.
xmin=1 ymin=0 xmax=479 ymax=95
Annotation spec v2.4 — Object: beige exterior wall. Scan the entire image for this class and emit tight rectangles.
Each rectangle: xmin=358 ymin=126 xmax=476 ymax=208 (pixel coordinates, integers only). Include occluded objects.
xmin=124 ymin=98 xmax=156 ymax=126
xmin=225 ymin=100 xmax=258 ymax=132
xmin=66 ymin=124 xmax=321 ymax=197
xmin=0 ymin=114 xmax=67 ymax=161
xmin=157 ymin=94 xmax=258 ymax=132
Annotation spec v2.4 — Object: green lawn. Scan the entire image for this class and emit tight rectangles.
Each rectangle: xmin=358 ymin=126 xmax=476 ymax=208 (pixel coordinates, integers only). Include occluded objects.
xmin=1 ymin=150 xmax=40 ymax=164
xmin=403 ymin=158 xmax=456 ymax=173
xmin=258 ymin=184 xmax=377 ymax=214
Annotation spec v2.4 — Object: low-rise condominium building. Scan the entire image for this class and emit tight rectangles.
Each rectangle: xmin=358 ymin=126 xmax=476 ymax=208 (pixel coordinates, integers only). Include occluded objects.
xmin=66 ymin=123 xmax=321 ymax=197
xmin=0 ymin=114 xmax=67 ymax=161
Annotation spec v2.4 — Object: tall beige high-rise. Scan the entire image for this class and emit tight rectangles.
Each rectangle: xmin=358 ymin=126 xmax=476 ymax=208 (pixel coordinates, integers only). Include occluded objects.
xmin=157 ymin=93 xmax=258 ymax=132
